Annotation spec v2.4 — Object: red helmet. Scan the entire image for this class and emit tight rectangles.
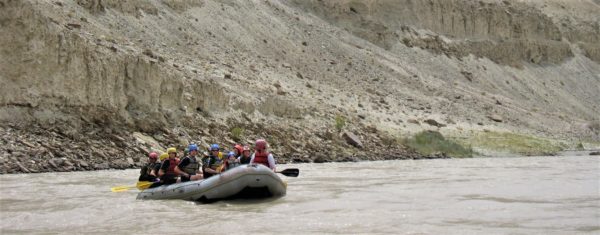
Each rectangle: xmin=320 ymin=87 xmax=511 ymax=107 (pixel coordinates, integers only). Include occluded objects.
xmin=148 ymin=152 xmax=158 ymax=159
xmin=242 ymin=145 xmax=251 ymax=152
xmin=234 ymin=144 xmax=243 ymax=154
xmin=255 ymin=139 xmax=267 ymax=151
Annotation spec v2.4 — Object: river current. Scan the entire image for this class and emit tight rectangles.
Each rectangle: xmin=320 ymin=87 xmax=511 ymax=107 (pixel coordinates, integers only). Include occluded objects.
xmin=1 ymin=156 xmax=598 ymax=234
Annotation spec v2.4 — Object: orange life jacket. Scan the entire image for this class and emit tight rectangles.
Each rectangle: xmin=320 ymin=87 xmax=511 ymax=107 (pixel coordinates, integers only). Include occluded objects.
xmin=253 ymin=151 xmax=270 ymax=167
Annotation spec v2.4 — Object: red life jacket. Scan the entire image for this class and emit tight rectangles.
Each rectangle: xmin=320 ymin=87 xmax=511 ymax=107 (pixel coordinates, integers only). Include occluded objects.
xmin=253 ymin=151 xmax=270 ymax=167
xmin=166 ymin=158 xmax=179 ymax=175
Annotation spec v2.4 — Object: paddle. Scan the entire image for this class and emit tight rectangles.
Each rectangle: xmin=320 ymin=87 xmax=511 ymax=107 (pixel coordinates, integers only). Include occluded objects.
xmin=110 ymin=181 xmax=154 ymax=192
xmin=277 ymin=168 xmax=299 ymax=177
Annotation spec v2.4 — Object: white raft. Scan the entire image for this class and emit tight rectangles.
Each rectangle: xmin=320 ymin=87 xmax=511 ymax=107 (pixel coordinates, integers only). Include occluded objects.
xmin=136 ymin=164 xmax=286 ymax=202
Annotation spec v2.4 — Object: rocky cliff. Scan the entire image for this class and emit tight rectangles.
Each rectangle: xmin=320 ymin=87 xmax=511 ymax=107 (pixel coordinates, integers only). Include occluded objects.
xmin=0 ymin=0 xmax=598 ymax=173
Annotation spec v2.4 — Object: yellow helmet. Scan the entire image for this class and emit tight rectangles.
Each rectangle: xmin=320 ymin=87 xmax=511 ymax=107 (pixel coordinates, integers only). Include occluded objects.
xmin=167 ymin=147 xmax=177 ymax=154
xmin=159 ymin=153 xmax=169 ymax=161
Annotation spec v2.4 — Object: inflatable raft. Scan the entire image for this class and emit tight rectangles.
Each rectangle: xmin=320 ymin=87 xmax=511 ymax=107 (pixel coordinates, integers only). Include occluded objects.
xmin=136 ymin=164 xmax=287 ymax=202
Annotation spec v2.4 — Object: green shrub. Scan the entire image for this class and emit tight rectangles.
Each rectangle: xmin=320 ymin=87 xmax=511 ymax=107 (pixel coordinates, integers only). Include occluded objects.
xmin=335 ymin=115 xmax=346 ymax=132
xmin=464 ymin=131 xmax=565 ymax=155
xmin=576 ymin=142 xmax=585 ymax=150
xmin=230 ymin=127 xmax=244 ymax=141
xmin=402 ymin=131 xmax=472 ymax=158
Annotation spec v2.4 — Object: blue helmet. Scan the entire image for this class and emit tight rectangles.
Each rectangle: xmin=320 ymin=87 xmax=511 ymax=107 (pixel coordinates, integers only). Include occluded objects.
xmin=188 ymin=144 xmax=198 ymax=152
xmin=227 ymin=151 xmax=235 ymax=157
xmin=210 ymin=144 xmax=220 ymax=151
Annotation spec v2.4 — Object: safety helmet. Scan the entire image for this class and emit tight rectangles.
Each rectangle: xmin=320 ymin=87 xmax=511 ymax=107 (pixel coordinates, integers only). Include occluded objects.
xmin=242 ymin=145 xmax=250 ymax=152
xmin=210 ymin=144 xmax=220 ymax=151
xmin=167 ymin=147 xmax=177 ymax=154
xmin=255 ymin=139 xmax=267 ymax=151
xmin=159 ymin=153 xmax=169 ymax=161
xmin=227 ymin=151 xmax=236 ymax=157
xmin=149 ymin=152 xmax=158 ymax=159
xmin=188 ymin=144 xmax=198 ymax=152
xmin=234 ymin=144 xmax=243 ymax=153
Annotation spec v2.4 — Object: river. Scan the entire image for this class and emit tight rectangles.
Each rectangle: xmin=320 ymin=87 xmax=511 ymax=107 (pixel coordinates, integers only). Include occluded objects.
xmin=1 ymin=156 xmax=598 ymax=234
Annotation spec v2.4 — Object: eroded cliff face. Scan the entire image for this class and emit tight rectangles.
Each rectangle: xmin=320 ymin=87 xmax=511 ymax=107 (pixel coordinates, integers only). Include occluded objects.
xmin=287 ymin=0 xmax=599 ymax=66
xmin=0 ymin=0 xmax=599 ymax=173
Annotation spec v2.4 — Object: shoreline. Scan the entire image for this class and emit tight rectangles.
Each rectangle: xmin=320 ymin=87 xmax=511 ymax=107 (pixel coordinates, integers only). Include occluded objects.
xmin=2 ymin=122 xmax=597 ymax=175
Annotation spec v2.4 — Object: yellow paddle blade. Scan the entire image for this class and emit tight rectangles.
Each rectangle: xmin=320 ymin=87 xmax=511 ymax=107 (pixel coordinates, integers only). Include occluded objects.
xmin=110 ymin=185 xmax=136 ymax=192
xmin=111 ymin=181 xmax=153 ymax=192
xmin=136 ymin=181 xmax=153 ymax=190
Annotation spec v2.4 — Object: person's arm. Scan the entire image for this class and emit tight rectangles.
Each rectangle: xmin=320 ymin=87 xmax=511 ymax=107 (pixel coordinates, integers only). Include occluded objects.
xmin=175 ymin=158 xmax=189 ymax=177
xmin=196 ymin=165 xmax=203 ymax=175
xmin=202 ymin=158 xmax=219 ymax=174
xmin=158 ymin=161 xmax=169 ymax=177
xmin=249 ymin=153 xmax=255 ymax=164
xmin=151 ymin=164 xmax=160 ymax=177
xmin=174 ymin=166 xmax=187 ymax=178
xmin=267 ymin=154 xmax=276 ymax=171
xmin=204 ymin=167 xmax=219 ymax=174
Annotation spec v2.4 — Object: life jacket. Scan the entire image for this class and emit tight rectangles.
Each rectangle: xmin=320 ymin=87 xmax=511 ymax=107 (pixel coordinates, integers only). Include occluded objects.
xmin=139 ymin=162 xmax=159 ymax=181
xmin=207 ymin=153 xmax=223 ymax=170
xmin=142 ymin=162 xmax=156 ymax=175
xmin=166 ymin=158 xmax=179 ymax=175
xmin=202 ymin=155 xmax=223 ymax=178
xmin=225 ymin=159 xmax=240 ymax=171
xmin=182 ymin=156 xmax=200 ymax=175
xmin=253 ymin=151 xmax=270 ymax=167
xmin=239 ymin=155 xmax=251 ymax=164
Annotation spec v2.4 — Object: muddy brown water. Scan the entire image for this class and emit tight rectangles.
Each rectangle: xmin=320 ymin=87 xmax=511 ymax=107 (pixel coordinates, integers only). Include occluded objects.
xmin=1 ymin=156 xmax=598 ymax=234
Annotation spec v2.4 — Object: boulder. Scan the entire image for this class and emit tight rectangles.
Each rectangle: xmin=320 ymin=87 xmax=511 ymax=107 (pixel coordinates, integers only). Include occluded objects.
xmin=16 ymin=162 xmax=30 ymax=173
xmin=342 ymin=131 xmax=363 ymax=149
xmin=63 ymin=160 xmax=74 ymax=167
xmin=424 ymin=119 xmax=446 ymax=127
xmin=77 ymin=160 xmax=89 ymax=168
xmin=50 ymin=158 xmax=64 ymax=167
xmin=407 ymin=119 xmax=420 ymax=124
xmin=94 ymin=163 xmax=109 ymax=170
xmin=312 ymin=153 xmax=329 ymax=163
xmin=488 ymin=115 xmax=503 ymax=122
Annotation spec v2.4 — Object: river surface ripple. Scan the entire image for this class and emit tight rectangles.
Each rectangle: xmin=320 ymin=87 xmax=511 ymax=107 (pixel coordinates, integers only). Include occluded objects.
xmin=1 ymin=156 xmax=598 ymax=234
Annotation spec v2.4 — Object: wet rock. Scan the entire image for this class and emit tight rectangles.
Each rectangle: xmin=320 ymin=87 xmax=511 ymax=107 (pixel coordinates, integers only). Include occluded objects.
xmin=94 ymin=163 xmax=109 ymax=170
xmin=312 ymin=153 xmax=329 ymax=163
xmin=77 ymin=160 xmax=89 ymax=168
xmin=590 ymin=151 xmax=600 ymax=156
xmin=342 ymin=131 xmax=363 ymax=149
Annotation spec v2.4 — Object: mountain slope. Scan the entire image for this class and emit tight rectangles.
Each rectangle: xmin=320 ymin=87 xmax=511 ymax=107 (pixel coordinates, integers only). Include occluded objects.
xmin=0 ymin=0 xmax=598 ymax=173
